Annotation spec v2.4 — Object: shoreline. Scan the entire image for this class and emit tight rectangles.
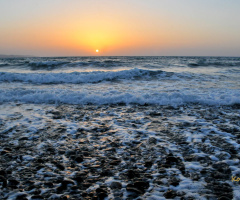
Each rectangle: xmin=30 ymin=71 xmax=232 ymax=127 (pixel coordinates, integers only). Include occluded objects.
xmin=0 ymin=103 xmax=240 ymax=199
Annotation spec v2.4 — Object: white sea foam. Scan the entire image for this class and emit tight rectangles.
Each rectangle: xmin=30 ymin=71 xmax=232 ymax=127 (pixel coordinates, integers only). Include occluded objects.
xmin=0 ymin=88 xmax=239 ymax=106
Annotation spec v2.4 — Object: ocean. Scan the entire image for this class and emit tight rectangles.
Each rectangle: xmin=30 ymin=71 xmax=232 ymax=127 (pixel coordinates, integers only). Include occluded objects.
xmin=0 ymin=56 xmax=239 ymax=106
xmin=0 ymin=56 xmax=240 ymax=199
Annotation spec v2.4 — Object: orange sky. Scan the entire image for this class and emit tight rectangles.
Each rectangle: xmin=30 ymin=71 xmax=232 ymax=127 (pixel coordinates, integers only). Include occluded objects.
xmin=0 ymin=0 xmax=240 ymax=56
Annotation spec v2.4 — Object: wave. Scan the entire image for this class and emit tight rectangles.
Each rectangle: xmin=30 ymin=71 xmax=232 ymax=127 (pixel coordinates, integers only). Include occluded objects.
xmin=28 ymin=59 xmax=127 ymax=69
xmin=0 ymin=63 xmax=9 ymax=67
xmin=0 ymin=68 xmax=168 ymax=84
xmin=187 ymin=58 xmax=240 ymax=67
xmin=1 ymin=57 xmax=240 ymax=70
xmin=0 ymin=88 xmax=239 ymax=106
xmin=29 ymin=61 xmax=69 ymax=69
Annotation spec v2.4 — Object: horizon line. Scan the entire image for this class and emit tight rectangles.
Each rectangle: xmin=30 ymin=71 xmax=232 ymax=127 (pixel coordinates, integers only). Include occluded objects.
xmin=0 ymin=54 xmax=239 ymax=58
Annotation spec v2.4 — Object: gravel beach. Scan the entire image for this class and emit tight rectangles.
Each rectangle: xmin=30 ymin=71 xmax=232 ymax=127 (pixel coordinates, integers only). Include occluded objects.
xmin=1 ymin=103 xmax=240 ymax=200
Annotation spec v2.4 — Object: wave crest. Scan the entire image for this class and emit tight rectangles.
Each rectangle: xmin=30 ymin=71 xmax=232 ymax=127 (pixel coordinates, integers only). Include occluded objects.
xmin=0 ymin=68 xmax=166 ymax=84
xmin=0 ymin=88 xmax=239 ymax=106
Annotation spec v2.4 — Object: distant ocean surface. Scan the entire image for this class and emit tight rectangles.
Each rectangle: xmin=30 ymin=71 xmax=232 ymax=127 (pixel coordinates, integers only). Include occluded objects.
xmin=0 ymin=56 xmax=239 ymax=106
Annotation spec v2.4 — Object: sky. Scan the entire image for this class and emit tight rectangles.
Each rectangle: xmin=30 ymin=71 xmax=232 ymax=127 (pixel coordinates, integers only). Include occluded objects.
xmin=0 ymin=0 xmax=240 ymax=57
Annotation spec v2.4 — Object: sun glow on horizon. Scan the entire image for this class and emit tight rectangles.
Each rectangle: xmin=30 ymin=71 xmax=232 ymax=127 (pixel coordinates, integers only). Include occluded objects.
xmin=1 ymin=1 xmax=240 ymax=56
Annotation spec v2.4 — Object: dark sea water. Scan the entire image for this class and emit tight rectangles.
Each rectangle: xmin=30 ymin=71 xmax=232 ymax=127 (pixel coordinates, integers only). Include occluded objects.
xmin=0 ymin=56 xmax=239 ymax=105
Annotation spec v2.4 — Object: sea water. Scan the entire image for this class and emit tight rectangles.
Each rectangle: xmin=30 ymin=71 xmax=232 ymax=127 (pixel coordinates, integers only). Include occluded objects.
xmin=1 ymin=56 xmax=240 ymax=199
xmin=0 ymin=56 xmax=239 ymax=106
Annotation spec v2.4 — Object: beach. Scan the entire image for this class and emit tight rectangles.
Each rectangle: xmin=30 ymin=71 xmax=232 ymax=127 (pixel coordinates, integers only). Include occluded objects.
xmin=0 ymin=56 xmax=240 ymax=199
xmin=1 ymin=103 xmax=240 ymax=199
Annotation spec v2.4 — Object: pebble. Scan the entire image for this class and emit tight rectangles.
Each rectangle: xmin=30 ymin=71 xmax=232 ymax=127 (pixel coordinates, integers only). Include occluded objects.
xmin=31 ymin=195 xmax=44 ymax=200
xmin=110 ymin=181 xmax=122 ymax=189
xmin=55 ymin=163 xmax=65 ymax=171
xmin=148 ymin=137 xmax=157 ymax=145
xmin=163 ymin=190 xmax=177 ymax=199
xmin=0 ymin=104 xmax=239 ymax=200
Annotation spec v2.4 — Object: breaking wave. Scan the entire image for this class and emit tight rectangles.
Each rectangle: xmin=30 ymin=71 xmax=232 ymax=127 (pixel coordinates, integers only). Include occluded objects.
xmin=0 ymin=68 xmax=168 ymax=84
xmin=0 ymin=88 xmax=239 ymax=106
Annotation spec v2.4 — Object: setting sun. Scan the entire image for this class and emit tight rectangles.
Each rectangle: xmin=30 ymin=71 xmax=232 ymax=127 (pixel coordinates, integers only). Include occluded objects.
xmin=96 ymin=49 xmax=99 ymax=53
